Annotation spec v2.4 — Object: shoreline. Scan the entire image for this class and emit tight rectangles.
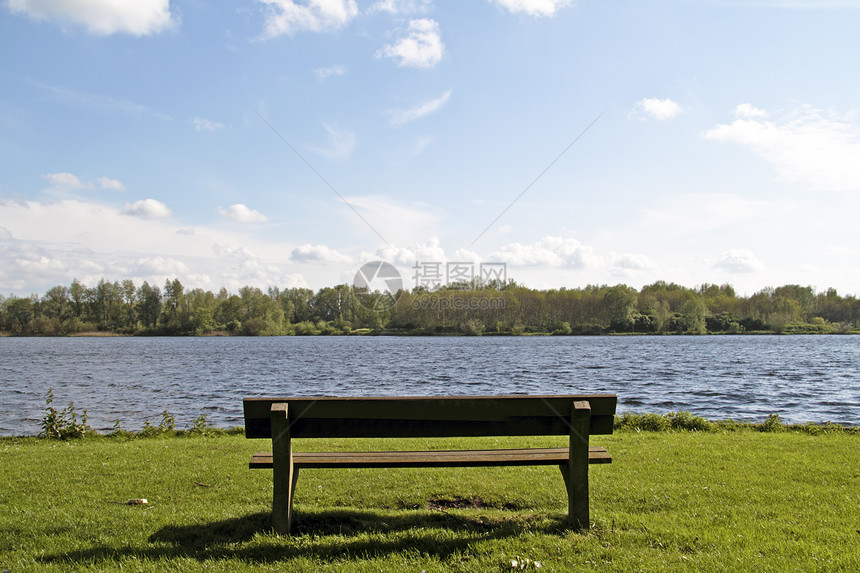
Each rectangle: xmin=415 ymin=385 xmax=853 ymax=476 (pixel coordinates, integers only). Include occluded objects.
xmin=2 ymin=329 xmax=858 ymax=338
xmin=4 ymin=411 xmax=856 ymax=441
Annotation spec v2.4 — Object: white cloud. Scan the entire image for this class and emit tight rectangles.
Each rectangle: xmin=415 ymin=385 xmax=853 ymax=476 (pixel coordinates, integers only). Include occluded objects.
xmin=314 ymin=64 xmax=346 ymax=81
xmin=638 ymin=193 xmax=772 ymax=235
xmin=345 ymin=195 xmax=439 ymax=245
xmin=310 ymin=122 xmax=356 ymax=158
xmin=8 ymin=0 xmax=176 ymax=36
xmin=614 ymin=253 xmax=656 ymax=270
xmin=713 ymin=249 xmax=765 ymax=273
xmin=377 ymin=18 xmax=444 ymax=68
xmin=132 ymin=256 xmax=190 ymax=276
xmin=371 ymin=237 xmax=447 ymax=266
xmin=822 ymin=244 xmax=854 ymax=256
xmin=96 ymin=176 xmax=125 ymax=190
xmin=630 ymin=97 xmax=684 ymax=121
xmin=735 ymin=1 xmax=860 ymax=7
xmin=491 ymin=236 xmax=597 ymax=268
xmin=220 ymin=204 xmax=268 ymax=223
xmin=389 ymin=89 xmax=452 ymax=126
xmin=43 ymin=172 xmax=86 ymax=188
xmin=213 ymin=244 xmax=258 ymax=260
xmin=192 ymin=117 xmax=226 ymax=132
xmin=43 ymin=172 xmax=126 ymax=191
xmin=290 ymin=243 xmax=352 ymax=263
xmin=122 ymin=198 xmax=172 ymax=218
xmin=258 ymin=0 xmax=358 ymax=37
xmin=735 ymin=103 xmax=766 ymax=118
xmin=0 ymin=198 xmax=317 ymax=294
xmin=487 ymin=0 xmax=573 ymax=17
xmin=401 ymin=135 xmax=436 ymax=158
xmin=705 ymin=104 xmax=860 ymax=192
xmin=451 ymin=248 xmax=481 ymax=264
xmin=370 ymin=0 xmax=432 ymax=14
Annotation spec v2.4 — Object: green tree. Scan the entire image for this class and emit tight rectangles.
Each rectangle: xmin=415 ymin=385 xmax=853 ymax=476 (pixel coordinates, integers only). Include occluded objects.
xmin=69 ymin=279 xmax=87 ymax=319
xmin=120 ymin=279 xmax=137 ymax=331
xmin=41 ymin=286 xmax=70 ymax=322
xmin=91 ymin=279 xmax=123 ymax=331
xmin=680 ymin=296 xmax=708 ymax=334
xmin=161 ymin=278 xmax=190 ymax=333
xmin=603 ymin=285 xmax=638 ymax=332
xmin=214 ymin=293 xmax=243 ymax=331
xmin=237 ymin=286 xmax=285 ymax=335
xmin=4 ymin=295 xmax=35 ymax=332
xmin=136 ymin=282 xmax=162 ymax=329
xmin=186 ymin=288 xmax=217 ymax=334
xmin=279 ymin=287 xmax=314 ymax=323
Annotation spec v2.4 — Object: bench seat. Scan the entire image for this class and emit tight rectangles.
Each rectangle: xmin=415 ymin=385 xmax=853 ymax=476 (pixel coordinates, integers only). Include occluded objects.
xmin=243 ymin=395 xmax=617 ymax=534
xmin=250 ymin=446 xmax=611 ymax=469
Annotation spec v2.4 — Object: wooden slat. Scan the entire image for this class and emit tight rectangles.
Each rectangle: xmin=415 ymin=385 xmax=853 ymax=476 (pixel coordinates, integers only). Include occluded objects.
xmin=243 ymin=395 xmax=617 ymax=439
xmin=249 ymin=447 xmax=611 ymax=469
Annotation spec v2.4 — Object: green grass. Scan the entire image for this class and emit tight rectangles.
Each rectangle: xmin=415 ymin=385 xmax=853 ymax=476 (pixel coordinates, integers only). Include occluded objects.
xmin=1 ymin=431 xmax=858 ymax=572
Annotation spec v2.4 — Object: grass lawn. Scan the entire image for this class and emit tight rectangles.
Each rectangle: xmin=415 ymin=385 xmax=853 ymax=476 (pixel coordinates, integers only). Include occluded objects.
xmin=1 ymin=430 xmax=857 ymax=572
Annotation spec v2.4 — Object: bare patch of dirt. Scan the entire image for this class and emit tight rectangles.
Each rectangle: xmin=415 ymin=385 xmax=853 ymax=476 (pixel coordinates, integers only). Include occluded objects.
xmin=427 ymin=496 xmax=488 ymax=510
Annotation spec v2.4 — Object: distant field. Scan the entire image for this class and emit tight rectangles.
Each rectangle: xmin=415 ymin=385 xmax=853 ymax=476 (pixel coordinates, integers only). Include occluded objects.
xmin=1 ymin=430 xmax=858 ymax=572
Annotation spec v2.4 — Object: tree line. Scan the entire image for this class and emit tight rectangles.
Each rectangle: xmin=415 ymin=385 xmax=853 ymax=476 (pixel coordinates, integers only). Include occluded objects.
xmin=1 ymin=278 xmax=858 ymax=336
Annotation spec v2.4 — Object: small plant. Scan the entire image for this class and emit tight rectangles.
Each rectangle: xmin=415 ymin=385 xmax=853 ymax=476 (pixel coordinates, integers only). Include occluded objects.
xmin=40 ymin=388 xmax=92 ymax=439
xmin=667 ymin=411 xmax=713 ymax=432
xmin=109 ymin=419 xmax=133 ymax=438
xmin=140 ymin=410 xmax=176 ymax=437
xmin=760 ymin=413 xmax=785 ymax=432
xmin=615 ymin=412 xmax=671 ymax=432
xmin=186 ymin=414 xmax=212 ymax=435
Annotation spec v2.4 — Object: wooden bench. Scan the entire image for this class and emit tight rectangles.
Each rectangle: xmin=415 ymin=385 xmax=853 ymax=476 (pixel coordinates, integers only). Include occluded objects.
xmin=243 ymin=394 xmax=617 ymax=534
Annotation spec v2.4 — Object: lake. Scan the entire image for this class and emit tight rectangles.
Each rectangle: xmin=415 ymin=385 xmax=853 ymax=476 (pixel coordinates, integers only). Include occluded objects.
xmin=1 ymin=335 xmax=857 ymax=435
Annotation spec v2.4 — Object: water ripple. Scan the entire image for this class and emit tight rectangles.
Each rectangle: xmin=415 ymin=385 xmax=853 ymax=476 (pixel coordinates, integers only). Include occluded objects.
xmin=0 ymin=335 xmax=858 ymax=435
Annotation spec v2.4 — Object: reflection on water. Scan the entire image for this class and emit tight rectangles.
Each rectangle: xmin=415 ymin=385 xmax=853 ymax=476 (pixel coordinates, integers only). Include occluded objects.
xmin=1 ymin=335 xmax=857 ymax=434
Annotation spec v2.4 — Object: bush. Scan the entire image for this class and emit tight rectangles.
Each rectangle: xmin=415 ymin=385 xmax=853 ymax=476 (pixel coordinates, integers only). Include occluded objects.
xmin=241 ymin=317 xmax=270 ymax=336
xmin=293 ymin=321 xmax=320 ymax=335
xmin=760 ymin=413 xmax=785 ymax=432
xmin=109 ymin=419 xmax=134 ymax=438
xmin=667 ymin=411 xmax=713 ymax=431
xmin=615 ymin=412 xmax=671 ymax=432
xmin=185 ymin=414 xmax=212 ymax=436
xmin=40 ymin=388 xmax=92 ymax=439
xmin=616 ymin=411 xmax=713 ymax=432
xmin=140 ymin=410 xmax=176 ymax=437
xmin=459 ymin=319 xmax=485 ymax=336
xmin=553 ymin=321 xmax=573 ymax=335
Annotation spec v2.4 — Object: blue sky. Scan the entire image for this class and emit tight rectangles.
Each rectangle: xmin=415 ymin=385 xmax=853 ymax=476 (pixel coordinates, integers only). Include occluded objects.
xmin=2 ymin=0 xmax=860 ymax=297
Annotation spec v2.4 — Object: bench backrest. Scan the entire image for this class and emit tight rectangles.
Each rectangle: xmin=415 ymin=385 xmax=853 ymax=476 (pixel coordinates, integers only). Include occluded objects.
xmin=244 ymin=395 xmax=617 ymax=439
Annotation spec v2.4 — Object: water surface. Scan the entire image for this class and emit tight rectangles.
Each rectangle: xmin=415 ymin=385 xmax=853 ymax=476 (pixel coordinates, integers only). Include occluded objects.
xmin=1 ymin=335 xmax=857 ymax=435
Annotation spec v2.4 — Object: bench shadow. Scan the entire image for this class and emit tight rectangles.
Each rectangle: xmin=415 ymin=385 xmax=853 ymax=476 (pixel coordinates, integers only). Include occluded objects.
xmin=37 ymin=509 xmax=573 ymax=566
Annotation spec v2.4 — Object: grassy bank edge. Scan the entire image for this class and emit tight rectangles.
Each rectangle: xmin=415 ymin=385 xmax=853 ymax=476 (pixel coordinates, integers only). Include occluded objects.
xmin=5 ymin=409 xmax=856 ymax=445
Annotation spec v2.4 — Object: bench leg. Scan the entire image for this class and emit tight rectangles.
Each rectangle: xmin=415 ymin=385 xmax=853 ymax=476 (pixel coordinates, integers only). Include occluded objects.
xmin=271 ymin=403 xmax=295 ymax=534
xmin=566 ymin=400 xmax=591 ymax=532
